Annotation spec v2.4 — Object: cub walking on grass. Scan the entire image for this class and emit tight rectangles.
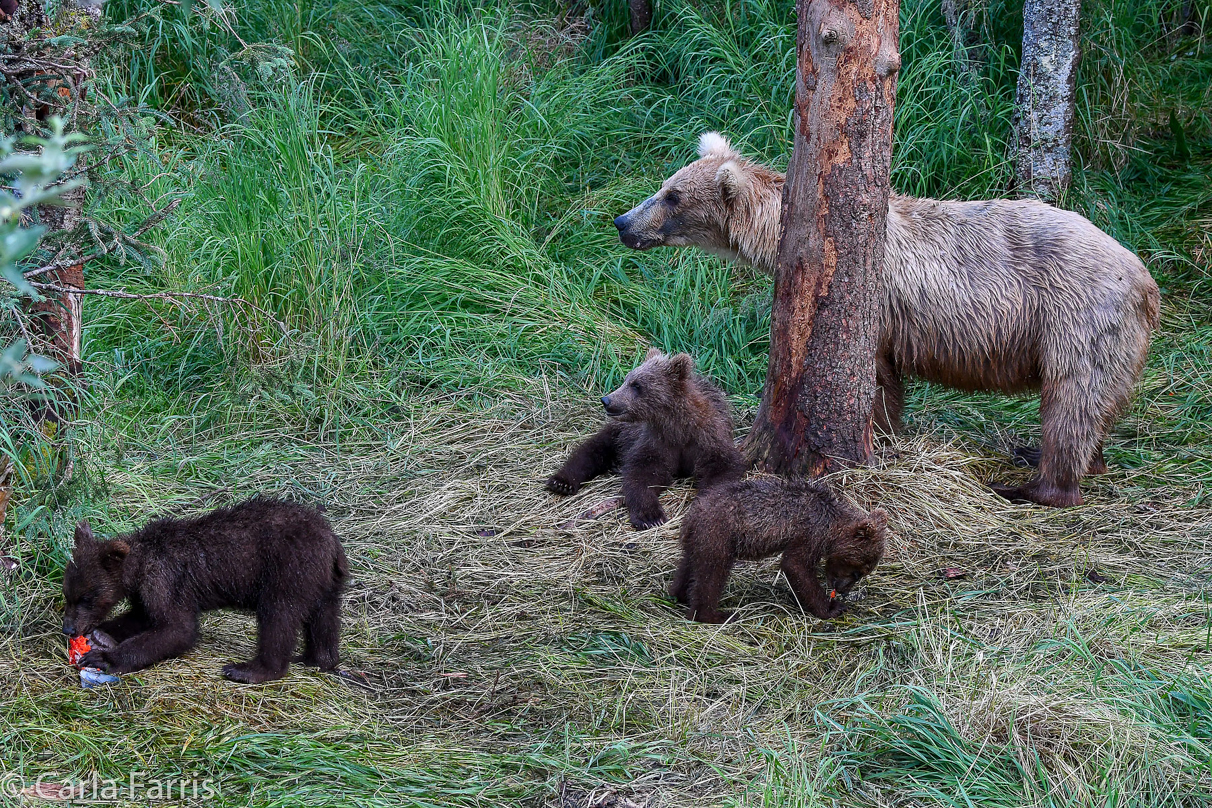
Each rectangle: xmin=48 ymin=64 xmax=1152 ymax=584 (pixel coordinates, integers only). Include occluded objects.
xmin=62 ymin=498 xmax=347 ymax=684
xmin=546 ymin=348 xmax=745 ymax=529
xmin=673 ymin=476 xmax=887 ymax=624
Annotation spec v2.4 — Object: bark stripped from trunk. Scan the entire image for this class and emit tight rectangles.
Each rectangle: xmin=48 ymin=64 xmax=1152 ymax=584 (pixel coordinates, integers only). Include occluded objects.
xmin=1013 ymin=0 xmax=1081 ymax=201
xmin=2 ymin=0 xmax=101 ymax=394
xmin=744 ymin=0 xmax=900 ymax=476
xmin=29 ymin=185 xmax=86 ymax=379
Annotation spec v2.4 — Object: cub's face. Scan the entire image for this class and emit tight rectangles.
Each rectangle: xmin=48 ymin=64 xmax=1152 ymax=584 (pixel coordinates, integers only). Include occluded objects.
xmin=824 ymin=553 xmax=880 ymax=597
xmin=600 ymin=349 xmax=693 ymax=424
xmin=62 ymin=522 xmax=129 ymax=636
xmin=613 ymin=133 xmax=748 ymax=256
xmin=824 ymin=510 xmax=889 ymax=597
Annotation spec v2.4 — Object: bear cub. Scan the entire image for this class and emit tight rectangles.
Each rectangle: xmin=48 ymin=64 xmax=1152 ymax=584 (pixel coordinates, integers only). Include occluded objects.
xmin=672 ymin=476 xmax=887 ymax=623
xmin=62 ymin=498 xmax=348 ymax=684
xmin=546 ymin=348 xmax=744 ymax=529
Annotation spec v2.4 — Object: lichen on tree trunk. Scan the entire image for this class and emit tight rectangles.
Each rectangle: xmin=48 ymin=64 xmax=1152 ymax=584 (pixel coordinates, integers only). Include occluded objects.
xmin=1013 ymin=0 xmax=1081 ymax=202
xmin=744 ymin=0 xmax=900 ymax=477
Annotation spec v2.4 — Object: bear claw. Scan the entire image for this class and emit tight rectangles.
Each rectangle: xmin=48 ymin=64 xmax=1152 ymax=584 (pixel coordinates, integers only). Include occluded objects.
xmin=77 ymin=649 xmax=110 ymax=671
xmin=223 ymin=662 xmax=286 ymax=684
xmin=1011 ymin=445 xmax=1042 ymax=468
xmin=630 ymin=514 xmax=667 ymax=530
xmin=545 ymin=476 xmax=578 ymax=496
xmin=991 ymin=482 xmax=1082 ymax=508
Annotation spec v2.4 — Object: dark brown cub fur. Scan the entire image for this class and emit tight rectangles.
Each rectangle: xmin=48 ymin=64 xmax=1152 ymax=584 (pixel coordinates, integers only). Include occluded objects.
xmin=672 ymin=476 xmax=887 ymax=623
xmin=62 ymin=498 xmax=348 ymax=684
xmin=546 ymin=348 xmax=745 ymax=529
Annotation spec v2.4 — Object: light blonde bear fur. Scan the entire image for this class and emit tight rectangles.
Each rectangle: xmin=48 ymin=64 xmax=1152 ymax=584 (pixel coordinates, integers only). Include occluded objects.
xmin=612 ymin=133 xmax=1160 ymax=507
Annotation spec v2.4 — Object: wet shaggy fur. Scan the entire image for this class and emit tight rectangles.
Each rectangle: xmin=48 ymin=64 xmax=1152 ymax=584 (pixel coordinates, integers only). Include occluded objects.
xmin=672 ymin=475 xmax=888 ymax=624
xmin=614 ymin=133 xmax=1161 ymax=508
xmin=546 ymin=348 xmax=745 ymax=529
xmin=62 ymin=498 xmax=348 ymax=684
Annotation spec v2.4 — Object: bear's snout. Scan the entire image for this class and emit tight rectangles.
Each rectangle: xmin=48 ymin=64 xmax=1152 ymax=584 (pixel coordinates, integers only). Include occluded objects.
xmin=601 ymin=396 xmax=624 ymax=416
xmin=62 ymin=618 xmax=76 ymax=636
xmin=614 ymin=209 xmax=649 ymax=250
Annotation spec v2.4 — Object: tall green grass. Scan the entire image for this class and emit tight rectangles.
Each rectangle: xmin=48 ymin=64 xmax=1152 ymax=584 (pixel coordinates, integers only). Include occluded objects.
xmin=87 ymin=0 xmax=1208 ymax=420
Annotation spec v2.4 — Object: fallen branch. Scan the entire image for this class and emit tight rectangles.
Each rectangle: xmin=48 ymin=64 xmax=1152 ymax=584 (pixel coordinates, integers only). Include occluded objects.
xmin=0 ymin=458 xmax=11 ymax=542
xmin=23 ymin=198 xmax=182 ymax=280
xmin=28 ymin=281 xmax=289 ymax=335
xmin=559 ymin=496 xmax=624 ymax=530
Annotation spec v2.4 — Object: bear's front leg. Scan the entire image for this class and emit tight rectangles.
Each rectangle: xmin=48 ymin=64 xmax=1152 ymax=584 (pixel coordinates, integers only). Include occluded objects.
xmin=620 ymin=449 xmax=673 ymax=530
xmin=779 ymin=543 xmax=842 ymax=619
xmin=80 ymin=620 xmax=199 ymax=674
xmin=546 ymin=423 xmax=620 ymax=495
xmin=96 ymin=606 xmax=152 ymax=643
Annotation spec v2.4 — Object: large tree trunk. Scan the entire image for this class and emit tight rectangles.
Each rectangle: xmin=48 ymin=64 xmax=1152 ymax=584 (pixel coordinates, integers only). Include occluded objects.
xmin=743 ymin=0 xmax=900 ymax=476
xmin=628 ymin=0 xmax=652 ymax=36
xmin=2 ymin=0 xmax=100 ymax=395
xmin=942 ymin=0 xmax=984 ymax=77
xmin=1013 ymin=0 xmax=1081 ymax=201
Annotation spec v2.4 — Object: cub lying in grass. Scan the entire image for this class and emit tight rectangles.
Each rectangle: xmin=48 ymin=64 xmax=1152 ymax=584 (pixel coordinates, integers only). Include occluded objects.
xmin=62 ymin=498 xmax=347 ymax=684
xmin=546 ymin=348 xmax=744 ymax=529
xmin=672 ymin=476 xmax=887 ymax=623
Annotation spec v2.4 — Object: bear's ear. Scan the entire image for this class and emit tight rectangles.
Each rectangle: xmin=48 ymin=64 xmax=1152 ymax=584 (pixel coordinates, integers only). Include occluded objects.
xmin=698 ymin=131 xmax=736 ymax=160
xmin=74 ymin=521 xmax=94 ymax=546
xmin=856 ymin=509 xmax=889 ymax=543
xmin=668 ymin=353 xmax=694 ymax=380
xmin=716 ymin=160 xmax=749 ymax=205
xmin=100 ymin=540 xmax=130 ymax=571
xmin=644 ymin=347 xmax=664 ymax=362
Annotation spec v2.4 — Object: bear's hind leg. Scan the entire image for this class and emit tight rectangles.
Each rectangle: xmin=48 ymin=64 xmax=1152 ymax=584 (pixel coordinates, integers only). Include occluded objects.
xmin=678 ymin=518 xmax=734 ymax=623
xmin=669 ymin=554 xmax=691 ymax=605
xmin=1011 ymin=445 xmax=1042 ymax=468
xmin=296 ymin=588 xmax=342 ymax=671
xmin=1011 ymin=442 xmax=1105 ymax=473
xmin=224 ymin=599 xmax=304 ymax=684
xmin=993 ymin=376 xmax=1097 ymax=507
xmin=685 ymin=551 xmax=734 ymax=624
xmin=1087 ymin=442 xmax=1108 ymax=475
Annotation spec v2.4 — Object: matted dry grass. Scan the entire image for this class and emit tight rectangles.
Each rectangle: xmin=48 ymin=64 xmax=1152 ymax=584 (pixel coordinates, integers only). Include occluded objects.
xmin=5 ymin=391 xmax=1212 ymax=806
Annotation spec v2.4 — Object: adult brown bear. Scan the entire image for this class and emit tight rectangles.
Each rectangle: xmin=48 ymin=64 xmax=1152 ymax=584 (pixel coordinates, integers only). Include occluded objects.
xmin=613 ymin=133 xmax=1160 ymax=507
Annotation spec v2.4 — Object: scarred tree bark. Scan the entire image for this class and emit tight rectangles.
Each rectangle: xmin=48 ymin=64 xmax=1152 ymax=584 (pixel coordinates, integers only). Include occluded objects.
xmin=2 ymin=0 xmax=101 ymax=386
xmin=744 ymin=0 xmax=900 ymax=476
xmin=1013 ymin=0 xmax=1081 ymax=201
